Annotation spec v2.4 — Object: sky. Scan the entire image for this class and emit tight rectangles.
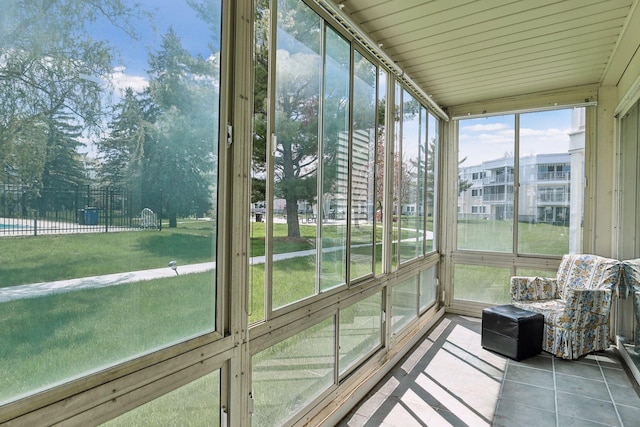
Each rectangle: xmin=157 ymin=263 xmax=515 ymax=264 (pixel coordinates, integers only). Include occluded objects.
xmin=458 ymin=108 xmax=576 ymax=165
xmin=94 ymin=0 xmax=220 ymax=96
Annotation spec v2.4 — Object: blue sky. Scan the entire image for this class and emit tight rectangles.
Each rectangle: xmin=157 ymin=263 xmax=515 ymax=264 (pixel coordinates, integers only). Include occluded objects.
xmin=95 ymin=0 xmax=220 ymax=94
xmin=458 ymin=109 xmax=575 ymax=165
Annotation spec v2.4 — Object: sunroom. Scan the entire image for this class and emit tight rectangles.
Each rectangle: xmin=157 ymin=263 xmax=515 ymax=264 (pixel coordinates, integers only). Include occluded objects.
xmin=2 ymin=0 xmax=640 ymax=426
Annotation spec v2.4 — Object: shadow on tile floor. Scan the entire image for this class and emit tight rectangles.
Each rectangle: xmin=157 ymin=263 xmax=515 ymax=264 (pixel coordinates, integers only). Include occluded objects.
xmin=338 ymin=314 xmax=640 ymax=427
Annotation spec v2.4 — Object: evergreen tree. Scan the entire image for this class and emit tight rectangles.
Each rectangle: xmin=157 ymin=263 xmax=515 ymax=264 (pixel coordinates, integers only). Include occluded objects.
xmin=145 ymin=29 xmax=218 ymax=227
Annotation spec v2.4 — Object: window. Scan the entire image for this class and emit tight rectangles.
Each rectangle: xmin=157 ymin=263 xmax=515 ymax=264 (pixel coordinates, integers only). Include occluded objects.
xmin=339 ymin=292 xmax=383 ymax=375
xmin=252 ymin=317 xmax=335 ymax=426
xmin=457 ymin=108 xmax=584 ymax=255
xmin=391 ymin=275 xmax=419 ymax=333
xmin=454 ymin=108 xmax=586 ymax=306
xmin=250 ymin=0 xmax=436 ymax=318
xmin=1 ymin=1 xmax=222 ymax=404
xmin=457 ymin=115 xmax=515 ymax=252
xmin=349 ymin=51 xmax=378 ymax=281
xmin=104 ymin=370 xmax=221 ymax=426
xmin=270 ymin=0 xmax=323 ymax=310
xmin=518 ymin=109 xmax=583 ymax=255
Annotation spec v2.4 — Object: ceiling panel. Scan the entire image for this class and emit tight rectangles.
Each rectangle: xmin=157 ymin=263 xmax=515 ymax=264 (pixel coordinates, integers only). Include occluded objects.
xmin=332 ymin=0 xmax=636 ymax=108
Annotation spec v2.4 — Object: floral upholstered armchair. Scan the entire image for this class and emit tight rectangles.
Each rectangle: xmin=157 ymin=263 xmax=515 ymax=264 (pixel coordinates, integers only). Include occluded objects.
xmin=510 ymin=254 xmax=621 ymax=359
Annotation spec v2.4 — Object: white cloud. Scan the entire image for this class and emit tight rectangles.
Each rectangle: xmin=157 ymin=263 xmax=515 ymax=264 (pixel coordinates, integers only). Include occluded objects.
xmin=109 ymin=65 xmax=149 ymax=94
xmin=462 ymin=123 xmax=510 ymax=132
xmin=520 ymin=127 xmax=569 ymax=138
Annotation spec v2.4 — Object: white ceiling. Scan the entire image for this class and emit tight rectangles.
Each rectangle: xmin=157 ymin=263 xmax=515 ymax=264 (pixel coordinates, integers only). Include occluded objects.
xmin=332 ymin=0 xmax=638 ymax=109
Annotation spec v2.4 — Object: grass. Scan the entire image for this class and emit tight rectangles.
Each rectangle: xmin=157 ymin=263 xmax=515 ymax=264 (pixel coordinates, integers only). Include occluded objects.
xmin=0 ymin=220 xmax=216 ymax=287
xmin=0 ymin=271 xmax=215 ymax=403
xmin=457 ymin=219 xmax=572 ymax=255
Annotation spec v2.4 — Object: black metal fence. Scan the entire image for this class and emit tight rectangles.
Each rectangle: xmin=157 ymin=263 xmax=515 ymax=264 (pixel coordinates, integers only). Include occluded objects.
xmin=0 ymin=185 xmax=162 ymax=236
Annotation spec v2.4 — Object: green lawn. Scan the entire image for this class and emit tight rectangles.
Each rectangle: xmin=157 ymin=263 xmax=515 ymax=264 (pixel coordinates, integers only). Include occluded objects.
xmin=0 ymin=271 xmax=215 ymax=403
xmin=0 ymin=220 xmax=217 ymax=287
xmin=457 ymin=219 xmax=572 ymax=255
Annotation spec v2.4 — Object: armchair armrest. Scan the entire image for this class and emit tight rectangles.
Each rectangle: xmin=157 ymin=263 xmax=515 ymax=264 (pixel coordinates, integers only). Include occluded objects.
xmin=510 ymin=276 xmax=557 ymax=301
xmin=562 ymin=288 xmax=613 ymax=327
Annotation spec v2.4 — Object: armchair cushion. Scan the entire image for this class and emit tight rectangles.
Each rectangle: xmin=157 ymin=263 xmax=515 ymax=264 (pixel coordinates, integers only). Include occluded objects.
xmin=511 ymin=254 xmax=621 ymax=359
xmin=510 ymin=276 xmax=557 ymax=301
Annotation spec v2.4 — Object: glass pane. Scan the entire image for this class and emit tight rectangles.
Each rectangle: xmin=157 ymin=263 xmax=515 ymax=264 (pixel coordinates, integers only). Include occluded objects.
xmin=391 ymin=275 xmax=418 ymax=334
xmin=0 ymin=1 xmax=221 ymax=404
xmin=272 ymin=0 xmax=322 ymax=308
xmin=457 ymin=115 xmax=515 ymax=252
xmin=375 ymin=70 xmax=387 ymax=275
xmin=419 ymin=267 xmax=437 ymax=311
xmin=104 ymin=370 xmax=220 ymax=426
xmin=250 ymin=0 xmax=271 ymax=323
xmin=453 ymin=264 xmax=511 ymax=304
xmin=339 ymin=292 xmax=382 ymax=375
xmin=252 ymin=317 xmax=335 ymax=426
xmin=392 ymin=83 xmax=402 ymax=269
xmin=349 ymin=51 xmax=377 ymax=282
xmin=398 ymin=91 xmax=424 ymax=263
xmin=518 ymin=108 xmax=584 ymax=255
xmin=320 ymin=27 xmax=350 ymax=292
xmin=426 ymin=113 xmax=438 ymax=253
xmin=516 ymin=268 xmax=557 ymax=278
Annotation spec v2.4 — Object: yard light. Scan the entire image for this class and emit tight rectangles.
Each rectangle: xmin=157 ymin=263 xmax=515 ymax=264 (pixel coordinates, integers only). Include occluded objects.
xmin=168 ymin=260 xmax=178 ymax=275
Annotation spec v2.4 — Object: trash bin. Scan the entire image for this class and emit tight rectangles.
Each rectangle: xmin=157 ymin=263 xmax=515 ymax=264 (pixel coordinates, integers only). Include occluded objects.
xmin=77 ymin=209 xmax=85 ymax=225
xmin=255 ymin=213 xmax=263 ymax=222
xmin=84 ymin=207 xmax=99 ymax=225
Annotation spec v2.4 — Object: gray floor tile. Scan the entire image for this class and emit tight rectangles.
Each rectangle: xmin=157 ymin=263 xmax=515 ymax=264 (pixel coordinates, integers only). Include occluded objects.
xmin=556 ymin=391 xmax=620 ymax=426
xmin=504 ymin=363 xmax=555 ymax=389
xmin=556 ymin=372 xmax=613 ymax=401
xmin=586 ymin=352 xmax=623 ymax=369
xmin=616 ymin=403 xmax=640 ymax=427
xmin=554 ymin=359 xmax=605 ymax=381
xmin=493 ymin=399 xmax=556 ymax=427
xmin=608 ymin=383 xmax=640 ymax=408
xmin=510 ymin=353 xmax=553 ymax=371
xmin=602 ymin=367 xmax=636 ymax=388
xmin=557 ymin=413 xmax=619 ymax=427
xmin=498 ymin=379 xmax=556 ymax=412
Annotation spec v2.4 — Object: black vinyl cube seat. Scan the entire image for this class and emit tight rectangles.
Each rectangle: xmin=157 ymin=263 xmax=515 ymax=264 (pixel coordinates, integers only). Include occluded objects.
xmin=481 ymin=304 xmax=544 ymax=361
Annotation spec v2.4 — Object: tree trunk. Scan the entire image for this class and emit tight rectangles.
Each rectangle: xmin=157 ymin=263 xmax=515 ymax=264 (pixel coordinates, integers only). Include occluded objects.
xmin=285 ymin=198 xmax=300 ymax=237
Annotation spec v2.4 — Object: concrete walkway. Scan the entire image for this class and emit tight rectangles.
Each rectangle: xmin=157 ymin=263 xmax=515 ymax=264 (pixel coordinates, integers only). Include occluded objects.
xmin=0 ymin=262 xmax=216 ymax=303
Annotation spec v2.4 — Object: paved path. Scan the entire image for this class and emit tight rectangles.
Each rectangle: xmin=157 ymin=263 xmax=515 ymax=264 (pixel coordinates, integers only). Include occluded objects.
xmin=0 ymin=262 xmax=216 ymax=303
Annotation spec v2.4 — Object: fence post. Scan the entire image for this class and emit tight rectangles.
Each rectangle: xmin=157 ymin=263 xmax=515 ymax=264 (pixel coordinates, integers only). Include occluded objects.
xmin=33 ymin=209 xmax=37 ymax=236
xmin=159 ymin=189 xmax=163 ymax=231
xmin=105 ymin=186 xmax=109 ymax=233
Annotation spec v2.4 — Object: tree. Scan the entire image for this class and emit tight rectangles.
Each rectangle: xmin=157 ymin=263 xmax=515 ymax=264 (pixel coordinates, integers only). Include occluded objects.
xmin=273 ymin=50 xmax=320 ymax=237
xmin=458 ymin=156 xmax=473 ymax=195
xmin=251 ymin=0 xmax=270 ymax=205
xmin=145 ymin=29 xmax=218 ymax=227
xmin=97 ymin=87 xmax=157 ymax=190
xmin=271 ymin=0 xmax=323 ymax=237
xmin=0 ymin=0 xmax=141 ymax=185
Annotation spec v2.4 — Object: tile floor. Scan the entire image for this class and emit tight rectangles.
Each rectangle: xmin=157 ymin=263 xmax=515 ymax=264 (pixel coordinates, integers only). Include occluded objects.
xmin=338 ymin=314 xmax=640 ymax=427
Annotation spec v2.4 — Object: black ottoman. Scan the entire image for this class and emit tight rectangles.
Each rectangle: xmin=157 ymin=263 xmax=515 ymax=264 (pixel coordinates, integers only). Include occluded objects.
xmin=481 ymin=304 xmax=543 ymax=361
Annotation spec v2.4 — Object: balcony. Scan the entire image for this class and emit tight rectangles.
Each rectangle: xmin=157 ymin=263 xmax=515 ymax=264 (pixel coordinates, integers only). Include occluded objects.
xmin=537 ymin=171 xmax=571 ymax=181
